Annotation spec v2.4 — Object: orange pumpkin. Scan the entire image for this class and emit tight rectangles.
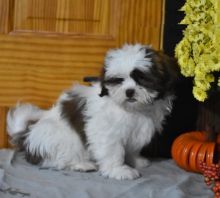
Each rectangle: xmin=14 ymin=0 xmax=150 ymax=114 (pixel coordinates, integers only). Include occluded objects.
xmin=171 ymin=131 xmax=219 ymax=173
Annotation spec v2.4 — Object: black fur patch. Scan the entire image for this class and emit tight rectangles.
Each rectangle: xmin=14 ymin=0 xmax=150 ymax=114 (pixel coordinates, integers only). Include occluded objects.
xmin=10 ymin=120 xmax=43 ymax=165
xmin=99 ymin=86 xmax=109 ymax=97
xmin=61 ymin=93 xmax=87 ymax=142
xmin=131 ymin=68 xmax=162 ymax=92
xmin=10 ymin=130 xmax=29 ymax=151
xmin=83 ymin=76 xmax=100 ymax=83
xmin=99 ymin=68 xmax=109 ymax=97
xmin=25 ymin=150 xmax=43 ymax=165
xmin=131 ymin=49 xmax=179 ymax=99
xmin=104 ymin=77 xmax=124 ymax=85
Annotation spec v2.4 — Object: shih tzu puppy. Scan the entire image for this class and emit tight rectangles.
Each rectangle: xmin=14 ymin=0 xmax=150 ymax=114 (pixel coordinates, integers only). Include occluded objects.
xmin=7 ymin=44 xmax=179 ymax=180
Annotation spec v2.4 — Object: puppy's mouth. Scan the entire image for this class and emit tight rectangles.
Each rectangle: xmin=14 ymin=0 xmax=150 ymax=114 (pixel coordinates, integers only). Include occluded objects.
xmin=126 ymin=98 xmax=137 ymax=103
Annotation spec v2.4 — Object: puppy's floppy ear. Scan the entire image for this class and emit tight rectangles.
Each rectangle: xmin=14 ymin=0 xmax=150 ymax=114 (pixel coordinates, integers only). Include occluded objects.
xmin=155 ymin=51 xmax=180 ymax=91
xmin=99 ymin=67 xmax=109 ymax=97
xmin=150 ymin=49 xmax=180 ymax=97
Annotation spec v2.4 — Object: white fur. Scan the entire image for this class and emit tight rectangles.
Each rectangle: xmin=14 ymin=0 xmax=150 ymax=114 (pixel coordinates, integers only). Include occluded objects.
xmin=25 ymin=105 xmax=96 ymax=171
xmin=7 ymin=103 xmax=45 ymax=136
xmin=7 ymin=44 xmax=175 ymax=180
xmin=83 ymin=84 xmax=173 ymax=179
xmin=105 ymin=44 xmax=152 ymax=77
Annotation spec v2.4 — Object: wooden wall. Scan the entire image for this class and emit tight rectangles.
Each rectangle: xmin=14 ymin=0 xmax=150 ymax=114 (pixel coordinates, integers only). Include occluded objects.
xmin=0 ymin=0 xmax=164 ymax=148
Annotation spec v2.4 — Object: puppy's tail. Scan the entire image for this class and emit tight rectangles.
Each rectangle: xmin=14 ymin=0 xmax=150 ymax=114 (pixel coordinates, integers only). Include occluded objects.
xmin=7 ymin=103 xmax=45 ymax=143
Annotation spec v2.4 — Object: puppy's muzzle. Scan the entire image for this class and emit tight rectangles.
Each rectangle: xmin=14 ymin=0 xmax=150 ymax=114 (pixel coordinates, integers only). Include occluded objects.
xmin=126 ymin=89 xmax=135 ymax=98
xmin=125 ymin=89 xmax=137 ymax=102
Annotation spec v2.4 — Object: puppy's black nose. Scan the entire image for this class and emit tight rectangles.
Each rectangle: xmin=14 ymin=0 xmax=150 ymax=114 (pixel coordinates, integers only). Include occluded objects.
xmin=126 ymin=89 xmax=135 ymax=98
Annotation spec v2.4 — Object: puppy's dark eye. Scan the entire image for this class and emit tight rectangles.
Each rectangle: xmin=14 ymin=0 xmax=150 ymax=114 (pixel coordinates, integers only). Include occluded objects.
xmin=104 ymin=77 xmax=124 ymax=85
xmin=131 ymin=69 xmax=152 ymax=85
xmin=131 ymin=69 xmax=162 ymax=93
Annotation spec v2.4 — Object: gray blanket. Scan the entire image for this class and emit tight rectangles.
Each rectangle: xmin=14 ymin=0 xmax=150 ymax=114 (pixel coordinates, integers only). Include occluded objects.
xmin=0 ymin=149 xmax=212 ymax=198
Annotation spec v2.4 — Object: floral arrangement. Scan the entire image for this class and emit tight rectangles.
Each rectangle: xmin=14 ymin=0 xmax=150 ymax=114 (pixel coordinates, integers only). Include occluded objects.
xmin=175 ymin=0 xmax=220 ymax=102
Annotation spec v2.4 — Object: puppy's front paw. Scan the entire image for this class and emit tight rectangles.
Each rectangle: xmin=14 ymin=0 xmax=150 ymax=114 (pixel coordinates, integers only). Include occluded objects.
xmin=101 ymin=165 xmax=140 ymax=180
xmin=69 ymin=161 xmax=97 ymax=172
xmin=127 ymin=155 xmax=151 ymax=169
xmin=133 ymin=157 xmax=151 ymax=169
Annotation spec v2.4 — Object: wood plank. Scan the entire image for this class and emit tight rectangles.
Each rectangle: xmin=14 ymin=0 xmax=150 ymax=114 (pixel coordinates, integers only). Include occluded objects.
xmin=13 ymin=0 xmax=118 ymax=38
xmin=0 ymin=107 xmax=8 ymax=148
xmin=0 ymin=0 xmax=10 ymax=33
xmin=117 ymin=0 xmax=163 ymax=49
xmin=0 ymin=34 xmax=110 ymax=107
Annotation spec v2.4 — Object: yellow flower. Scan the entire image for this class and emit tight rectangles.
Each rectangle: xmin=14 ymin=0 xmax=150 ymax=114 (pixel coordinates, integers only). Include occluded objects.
xmin=214 ymin=27 xmax=220 ymax=43
xmin=193 ymin=86 xmax=208 ymax=102
xmin=175 ymin=0 xmax=220 ymax=101
xmin=217 ymin=2 xmax=220 ymax=10
xmin=195 ymin=67 xmax=206 ymax=79
xmin=211 ymin=0 xmax=220 ymax=10
xmin=212 ymin=62 xmax=220 ymax=71
xmin=195 ymin=74 xmax=215 ymax=91
xmin=194 ymin=78 xmax=211 ymax=91
xmin=205 ymin=73 xmax=215 ymax=82
xmin=180 ymin=18 xmax=191 ymax=24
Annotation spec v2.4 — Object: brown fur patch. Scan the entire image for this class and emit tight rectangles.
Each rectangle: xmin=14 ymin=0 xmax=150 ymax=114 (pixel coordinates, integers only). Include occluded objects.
xmin=131 ymin=49 xmax=179 ymax=100
xmin=61 ymin=94 xmax=87 ymax=143
xmin=147 ymin=49 xmax=179 ymax=98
